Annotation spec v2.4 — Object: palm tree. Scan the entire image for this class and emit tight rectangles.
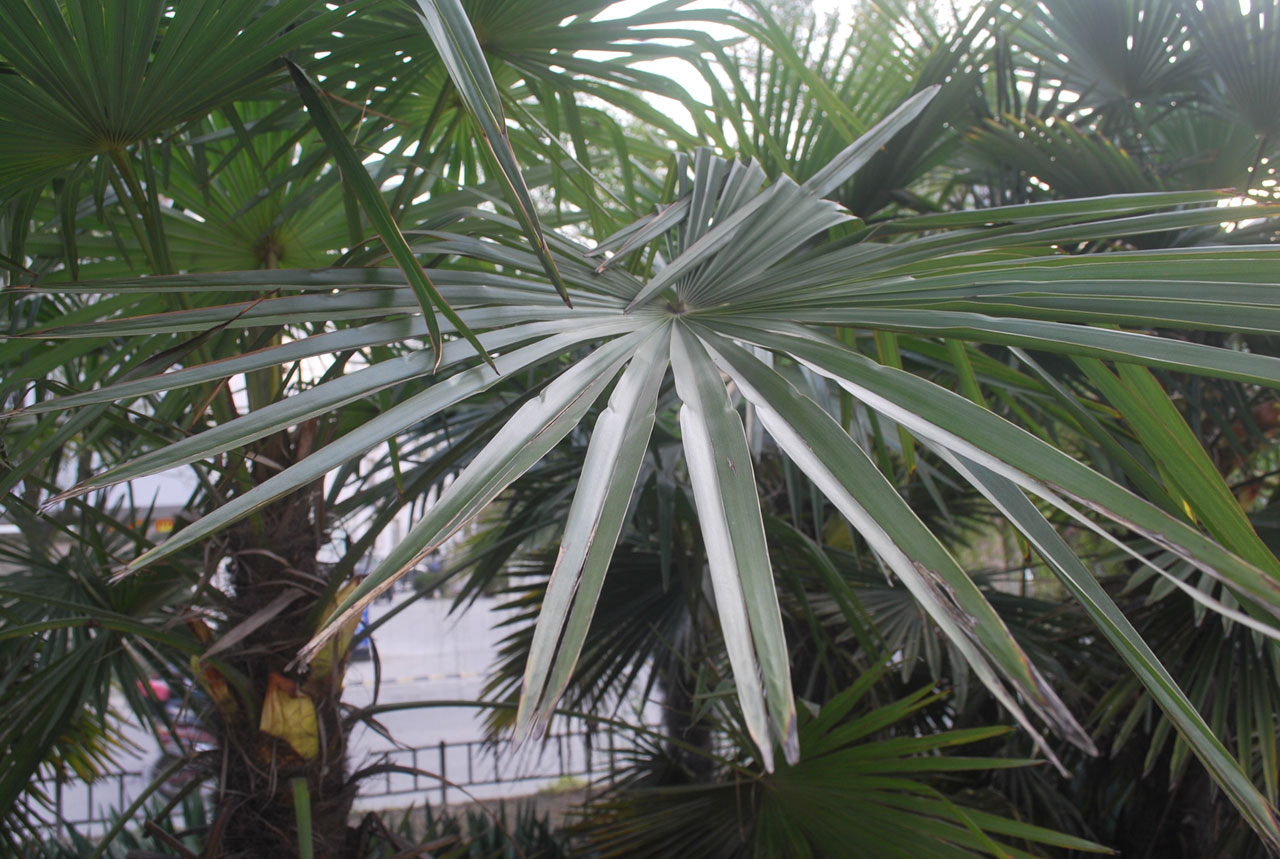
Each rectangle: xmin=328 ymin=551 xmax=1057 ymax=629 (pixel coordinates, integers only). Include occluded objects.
xmin=1 ymin=0 xmax=714 ymax=854
xmin=4 ymin=0 xmax=1280 ymax=855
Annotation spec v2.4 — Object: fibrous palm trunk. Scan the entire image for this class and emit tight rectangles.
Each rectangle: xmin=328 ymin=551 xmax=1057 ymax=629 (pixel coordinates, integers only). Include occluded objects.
xmin=203 ymin=426 xmax=356 ymax=858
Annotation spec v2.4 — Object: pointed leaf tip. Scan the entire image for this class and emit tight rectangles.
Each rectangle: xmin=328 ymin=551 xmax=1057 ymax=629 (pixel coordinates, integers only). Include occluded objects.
xmin=414 ymin=0 xmax=569 ymax=302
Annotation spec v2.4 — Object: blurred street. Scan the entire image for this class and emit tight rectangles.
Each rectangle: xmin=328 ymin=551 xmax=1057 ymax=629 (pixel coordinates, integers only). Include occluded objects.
xmin=53 ymin=594 xmax=615 ymax=832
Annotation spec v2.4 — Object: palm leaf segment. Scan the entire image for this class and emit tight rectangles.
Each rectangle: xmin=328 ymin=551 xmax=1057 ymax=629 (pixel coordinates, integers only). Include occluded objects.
xmin=19 ymin=86 xmax=1280 ymax=845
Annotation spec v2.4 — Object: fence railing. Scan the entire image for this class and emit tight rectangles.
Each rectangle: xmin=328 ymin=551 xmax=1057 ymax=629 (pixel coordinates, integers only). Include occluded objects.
xmin=36 ymin=773 xmax=143 ymax=841
xmin=355 ymin=726 xmax=632 ymax=808
xmin=37 ymin=727 xmax=638 ymax=839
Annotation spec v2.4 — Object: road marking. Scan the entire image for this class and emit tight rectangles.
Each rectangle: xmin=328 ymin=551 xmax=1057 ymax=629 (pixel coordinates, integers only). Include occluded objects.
xmin=346 ymin=670 xmax=484 ymax=686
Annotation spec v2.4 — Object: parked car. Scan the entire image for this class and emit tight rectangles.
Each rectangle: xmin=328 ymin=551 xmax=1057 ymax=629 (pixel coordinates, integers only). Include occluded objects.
xmin=350 ymin=608 xmax=373 ymax=661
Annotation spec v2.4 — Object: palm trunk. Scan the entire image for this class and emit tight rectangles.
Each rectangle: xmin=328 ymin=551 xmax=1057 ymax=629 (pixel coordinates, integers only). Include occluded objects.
xmin=205 ymin=426 xmax=356 ymax=858
xmin=661 ymin=664 xmax=713 ymax=781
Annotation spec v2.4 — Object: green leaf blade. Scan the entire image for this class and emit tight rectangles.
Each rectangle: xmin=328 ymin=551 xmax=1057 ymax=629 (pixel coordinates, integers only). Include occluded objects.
xmin=947 ymin=452 xmax=1280 ymax=855
xmin=670 ymin=322 xmax=798 ymax=769
xmin=697 ymin=325 xmax=1095 ymax=766
xmin=414 ymin=0 xmax=569 ymax=304
xmin=300 ymin=326 xmax=661 ymax=668
xmin=516 ymin=324 xmax=672 ymax=740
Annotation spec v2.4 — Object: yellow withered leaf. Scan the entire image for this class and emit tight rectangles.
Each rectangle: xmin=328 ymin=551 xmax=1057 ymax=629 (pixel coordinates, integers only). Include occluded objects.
xmin=259 ymin=672 xmax=319 ymax=760
xmin=308 ymin=578 xmax=363 ymax=679
xmin=190 ymin=655 xmax=237 ymax=718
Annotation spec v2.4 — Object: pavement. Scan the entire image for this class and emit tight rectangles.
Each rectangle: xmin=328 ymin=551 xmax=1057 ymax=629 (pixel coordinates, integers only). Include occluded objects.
xmin=346 ymin=595 xmax=502 ymax=696
xmin=344 ymin=593 xmax=516 ymax=749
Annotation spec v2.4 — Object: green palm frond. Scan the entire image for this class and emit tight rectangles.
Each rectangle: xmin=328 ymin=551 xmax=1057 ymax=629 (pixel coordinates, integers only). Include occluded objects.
xmin=0 ymin=0 xmax=335 ymax=199
xmin=0 ymin=505 xmax=203 ymax=852
xmin=574 ymin=662 xmax=1110 ymax=859
xmin=707 ymin=0 xmax=991 ymax=218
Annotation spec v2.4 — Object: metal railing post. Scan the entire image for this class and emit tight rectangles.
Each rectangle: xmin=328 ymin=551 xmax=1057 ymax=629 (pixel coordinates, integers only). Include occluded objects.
xmin=439 ymin=740 xmax=447 ymax=808
xmin=608 ymin=729 xmax=617 ymax=786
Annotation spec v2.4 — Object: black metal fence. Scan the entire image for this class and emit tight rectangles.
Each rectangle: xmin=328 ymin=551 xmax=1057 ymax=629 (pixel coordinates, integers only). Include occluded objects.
xmin=35 ymin=773 xmax=144 ymax=841
xmin=355 ymin=726 xmax=632 ymax=808
xmin=38 ymin=727 xmax=636 ymax=839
